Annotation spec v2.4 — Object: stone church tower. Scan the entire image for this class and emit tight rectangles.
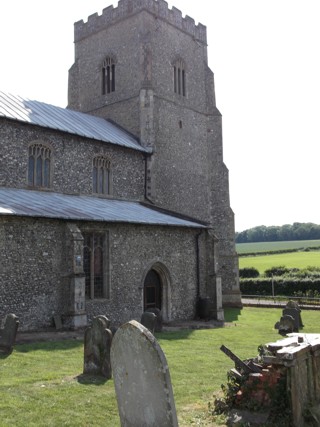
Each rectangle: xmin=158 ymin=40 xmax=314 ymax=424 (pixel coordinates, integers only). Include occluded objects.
xmin=68 ymin=0 xmax=241 ymax=308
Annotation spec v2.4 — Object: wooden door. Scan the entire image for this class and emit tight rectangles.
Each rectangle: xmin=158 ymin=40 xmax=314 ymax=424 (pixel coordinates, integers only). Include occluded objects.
xmin=144 ymin=269 xmax=162 ymax=311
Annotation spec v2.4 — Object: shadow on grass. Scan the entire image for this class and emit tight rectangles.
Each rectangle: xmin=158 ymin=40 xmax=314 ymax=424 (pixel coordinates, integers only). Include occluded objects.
xmin=76 ymin=373 xmax=109 ymax=386
xmin=0 ymin=351 xmax=12 ymax=359
xmin=14 ymin=339 xmax=83 ymax=353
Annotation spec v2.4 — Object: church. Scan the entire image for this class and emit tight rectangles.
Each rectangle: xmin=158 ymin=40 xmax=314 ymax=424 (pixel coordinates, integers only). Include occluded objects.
xmin=0 ymin=0 xmax=241 ymax=331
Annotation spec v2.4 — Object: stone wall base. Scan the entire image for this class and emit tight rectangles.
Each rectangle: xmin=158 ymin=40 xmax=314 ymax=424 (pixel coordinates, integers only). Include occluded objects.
xmin=222 ymin=290 xmax=243 ymax=308
xmin=63 ymin=313 xmax=88 ymax=330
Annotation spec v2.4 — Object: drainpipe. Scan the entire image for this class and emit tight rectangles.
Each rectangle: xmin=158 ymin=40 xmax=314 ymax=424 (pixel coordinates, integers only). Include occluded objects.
xmin=195 ymin=229 xmax=203 ymax=307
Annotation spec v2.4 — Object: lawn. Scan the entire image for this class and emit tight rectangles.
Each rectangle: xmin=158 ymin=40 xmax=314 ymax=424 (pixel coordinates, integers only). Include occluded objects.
xmin=239 ymin=251 xmax=320 ymax=274
xmin=1 ymin=307 xmax=320 ymax=426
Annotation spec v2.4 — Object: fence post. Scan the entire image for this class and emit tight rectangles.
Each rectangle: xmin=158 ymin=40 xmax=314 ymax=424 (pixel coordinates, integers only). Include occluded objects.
xmin=272 ymin=275 xmax=275 ymax=298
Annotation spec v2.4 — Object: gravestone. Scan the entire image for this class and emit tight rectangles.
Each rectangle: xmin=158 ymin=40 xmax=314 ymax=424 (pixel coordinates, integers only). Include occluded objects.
xmin=0 ymin=313 xmax=19 ymax=354
xmin=285 ymin=300 xmax=303 ymax=328
xmin=146 ymin=308 xmax=163 ymax=332
xmin=83 ymin=315 xmax=112 ymax=378
xmin=54 ymin=314 xmax=63 ymax=330
xmin=141 ymin=311 xmax=157 ymax=333
xmin=276 ymin=314 xmax=295 ymax=336
xmin=282 ymin=308 xmax=301 ymax=332
xmin=111 ymin=320 xmax=178 ymax=427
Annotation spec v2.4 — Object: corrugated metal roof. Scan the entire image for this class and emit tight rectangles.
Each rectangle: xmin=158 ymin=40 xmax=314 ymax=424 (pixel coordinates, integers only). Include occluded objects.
xmin=0 ymin=188 xmax=206 ymax=228
xmin=0 ymin=91 xmax=151 ymax=153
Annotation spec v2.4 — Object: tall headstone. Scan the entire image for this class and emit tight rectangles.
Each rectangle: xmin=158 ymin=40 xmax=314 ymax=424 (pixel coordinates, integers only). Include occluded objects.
xmin=283 ymin=308 xmax=301 ymax=332
xmin=276 ymin=315 xmax=295 ymax=336
xmin=0 ymin=313 xmax=19 ymax=354
xmin=111 ymin=320 xmax=178 ymax=427
xmin=285 ymin=300 xmax=303 ymax=328
xmin=83 ymin=315 xmax=112 ymax=378
xmin=146 ymin=308 xmax=163 ymax=332
xmin=141 ymin=311 xmax=157 ymax=333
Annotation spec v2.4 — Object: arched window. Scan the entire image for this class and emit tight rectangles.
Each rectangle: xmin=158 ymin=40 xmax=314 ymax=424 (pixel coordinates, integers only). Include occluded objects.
xmin=102 ymin=57 xmax=116 ymax=95
xmin=92 ymin=156 xmax=111 ymax=195
xmin=83 ymin=232 xmax=110 ymax=299
xmin=173 ymin=59 xmax=186 ymax=97
xmin=28 ymin=143 xmax=51 ymax=188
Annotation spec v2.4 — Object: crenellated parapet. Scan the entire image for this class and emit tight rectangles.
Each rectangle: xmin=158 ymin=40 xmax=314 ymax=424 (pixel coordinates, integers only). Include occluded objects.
xmin=74 ymin=0 xmax=207 ymax=44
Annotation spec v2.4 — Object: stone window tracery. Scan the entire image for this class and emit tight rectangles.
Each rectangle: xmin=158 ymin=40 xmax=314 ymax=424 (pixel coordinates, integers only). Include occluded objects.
xmin=28 ymin=143 xmax=52 ymax=188
xmin=102 ymin=56 xmax=116 ymax=94
xmin=83 ymin=232 xmax=110 ymax=299
xmin=173 ymin=59 xmax=186 ymax=96
xmin=92 ymin=156 xmax=111 ymax=195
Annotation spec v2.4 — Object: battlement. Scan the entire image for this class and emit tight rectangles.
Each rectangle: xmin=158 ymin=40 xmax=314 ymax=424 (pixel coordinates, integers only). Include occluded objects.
xmin=74 ymin=0 xmax=207 ymax=44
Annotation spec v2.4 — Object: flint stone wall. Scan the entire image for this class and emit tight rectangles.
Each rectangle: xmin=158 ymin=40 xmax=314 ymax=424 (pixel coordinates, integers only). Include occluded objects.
xmin=0 ymin=119 xmax=145 ymax=201
xmin=0 ymin=216 xmax=200 ymax=331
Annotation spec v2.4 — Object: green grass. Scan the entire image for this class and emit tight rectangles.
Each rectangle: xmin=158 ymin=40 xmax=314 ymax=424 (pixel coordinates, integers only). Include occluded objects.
xmin=2 ymin=307 xmax=320 ymax=426
xmin=236 ymin=239 xmax=320 ymax=254
xmin=239 ymin=251 xmax=320 ymax=274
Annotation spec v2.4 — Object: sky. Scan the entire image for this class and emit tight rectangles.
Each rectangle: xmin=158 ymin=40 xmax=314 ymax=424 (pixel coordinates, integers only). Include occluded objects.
xmin=1 ymin=0 xmax=319 ymax=232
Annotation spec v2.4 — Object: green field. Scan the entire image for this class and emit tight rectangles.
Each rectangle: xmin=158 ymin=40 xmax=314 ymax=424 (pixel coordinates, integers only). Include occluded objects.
xmin=239 ymin=250 xmax=320 ymax=274
xmin=236 ymin=239 xmax=320 ymax=254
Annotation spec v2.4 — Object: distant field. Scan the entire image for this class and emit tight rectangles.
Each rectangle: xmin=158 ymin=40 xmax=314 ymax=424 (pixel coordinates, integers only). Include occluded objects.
xmin=236 ymin=239 xmax=320 ymax=254
xmin=239 ymin=251 xmax=320 ymax=274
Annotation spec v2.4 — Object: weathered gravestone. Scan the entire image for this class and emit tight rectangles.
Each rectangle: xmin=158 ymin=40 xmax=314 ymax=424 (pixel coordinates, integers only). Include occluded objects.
xmin=275 ymin=314 xmax=295 ymax=336
xmin=285 ymin=300 xmax=303 ymax=328
xmin=146 ymin=307 xmax=163 ymax=332
xmin=282 ymin=308 xmax=301 ymax=332
xmin=111 ymin=320 xmax=178 ymax=427
xmin=83 ymin=315 xmax=112 ymax=378
xmin=141 ymin=311 xmax=157 ymax=333
xmin=0 ymin=313 xmax=19 ymax=354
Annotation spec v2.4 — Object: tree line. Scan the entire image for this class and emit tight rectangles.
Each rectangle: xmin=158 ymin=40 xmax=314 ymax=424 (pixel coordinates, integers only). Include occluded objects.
xmin=236 ymin=223 xmax=320 ymax=243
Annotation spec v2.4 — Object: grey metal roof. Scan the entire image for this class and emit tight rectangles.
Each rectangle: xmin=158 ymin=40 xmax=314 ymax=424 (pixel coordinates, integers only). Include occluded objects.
xmin=0 ymin=91 xmax=150 ymax=153
xmin=0 ymin=187 xmax=206 ymax=228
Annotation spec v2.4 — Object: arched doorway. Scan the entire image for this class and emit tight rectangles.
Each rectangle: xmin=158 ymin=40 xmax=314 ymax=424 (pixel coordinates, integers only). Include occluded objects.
xmin=143 ymin=269 xmax=162 ymax=311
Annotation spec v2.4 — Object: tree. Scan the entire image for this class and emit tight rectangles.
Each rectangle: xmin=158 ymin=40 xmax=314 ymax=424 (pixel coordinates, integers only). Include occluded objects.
xmin=235 ymin=223 xmax=320 ymax=243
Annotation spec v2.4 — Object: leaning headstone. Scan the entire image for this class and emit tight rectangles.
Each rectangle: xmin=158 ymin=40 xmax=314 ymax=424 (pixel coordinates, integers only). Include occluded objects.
xmin=146 ymin=307 xmax=163 ymax=332
xmin=83 ymin=315 xmax=112 ymax=378
xmin=141 ymin=311 xmax=157 ymax=333
xmin=0 ymin=313 xmax=19 ymax=354
xmin=282 ymin=308 xmax=301 ymax=332
xmin=276 ymin=314 xmax=295 ymax=336
xmin=286 ymin=300 xmax=304 ymax=328
xmin=111 ymin=320 xmax=178 ymax=427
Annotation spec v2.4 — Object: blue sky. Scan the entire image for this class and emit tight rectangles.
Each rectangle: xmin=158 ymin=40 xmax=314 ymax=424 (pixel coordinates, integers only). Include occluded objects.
xmin=1 ymin=0 xmax=319 ymax=231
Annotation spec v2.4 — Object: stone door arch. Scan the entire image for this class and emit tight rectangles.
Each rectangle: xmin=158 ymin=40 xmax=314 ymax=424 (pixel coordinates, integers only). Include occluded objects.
xmin=142 ymin=262 xmax=171 ymax=322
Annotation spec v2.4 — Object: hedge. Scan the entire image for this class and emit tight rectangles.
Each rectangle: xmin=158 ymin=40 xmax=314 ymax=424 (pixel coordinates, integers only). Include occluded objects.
xmin=240 ymin=277 xmax=320 ymax=296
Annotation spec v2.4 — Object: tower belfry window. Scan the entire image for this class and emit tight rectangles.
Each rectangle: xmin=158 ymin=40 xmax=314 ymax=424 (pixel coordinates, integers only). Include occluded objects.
xmin=102 ymin=57 xmax=116 ymax=95
xmin=173 ymin=59 xmax=186 ymax=96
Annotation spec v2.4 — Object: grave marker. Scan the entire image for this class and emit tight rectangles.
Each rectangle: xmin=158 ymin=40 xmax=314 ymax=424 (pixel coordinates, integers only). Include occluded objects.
xmin=83 ymin=315 xmax=112 ymax=378
xmin=0 ymin=313 xmax=19 ymax=354
xmin=111 ymin=320 xmax=178 ymax=427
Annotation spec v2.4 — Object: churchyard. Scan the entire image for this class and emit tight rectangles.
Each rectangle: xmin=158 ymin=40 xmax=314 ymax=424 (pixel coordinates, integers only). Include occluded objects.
xmin=1 ymin=307 xmax=320 ymax=426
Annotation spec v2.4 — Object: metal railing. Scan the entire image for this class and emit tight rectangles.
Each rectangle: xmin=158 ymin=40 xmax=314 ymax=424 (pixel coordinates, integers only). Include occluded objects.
xmin=242 ymin=294 xmax=320 ymax=308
